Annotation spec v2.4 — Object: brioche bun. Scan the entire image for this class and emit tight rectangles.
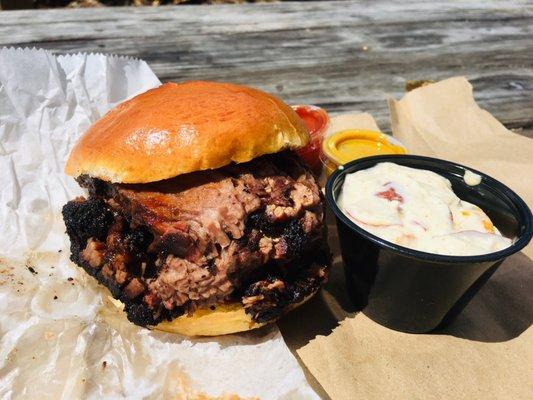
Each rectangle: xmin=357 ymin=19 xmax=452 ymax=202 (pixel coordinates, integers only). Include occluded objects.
xmin=65 ymin=81 xmax=309 ymax=183
xmin=108 ymin=290 xmax=317 ymax=337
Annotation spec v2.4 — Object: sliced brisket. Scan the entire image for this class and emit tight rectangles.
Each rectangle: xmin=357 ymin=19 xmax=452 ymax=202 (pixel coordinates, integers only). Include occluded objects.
xmin=62 ymin=152 xmax=329 ymax=326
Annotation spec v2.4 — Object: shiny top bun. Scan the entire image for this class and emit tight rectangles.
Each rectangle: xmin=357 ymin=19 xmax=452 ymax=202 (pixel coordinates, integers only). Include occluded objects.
xmin=65 ymin=81 xmax=309 ymax=183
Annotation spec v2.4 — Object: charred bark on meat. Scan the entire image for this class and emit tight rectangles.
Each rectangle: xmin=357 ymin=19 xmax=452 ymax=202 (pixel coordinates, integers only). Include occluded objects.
xmin=62 ymin=152 xmax=329 ymax=327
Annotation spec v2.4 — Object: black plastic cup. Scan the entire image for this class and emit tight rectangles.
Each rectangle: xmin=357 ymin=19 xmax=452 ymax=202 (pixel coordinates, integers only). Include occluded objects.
xmin=326 ymin=155 xmax=532 ymax=333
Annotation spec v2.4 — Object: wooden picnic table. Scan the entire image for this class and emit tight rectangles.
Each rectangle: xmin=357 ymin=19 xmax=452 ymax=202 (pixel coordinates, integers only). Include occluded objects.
xmin=1 ymin=0 xmax=532 ymax=137
xmin=1 ymin=2 xmax=532 ymax=398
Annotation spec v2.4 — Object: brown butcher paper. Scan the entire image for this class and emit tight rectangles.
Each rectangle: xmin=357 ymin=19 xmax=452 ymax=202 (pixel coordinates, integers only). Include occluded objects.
xmin=280 ymin=77 xmax=533 ymax=400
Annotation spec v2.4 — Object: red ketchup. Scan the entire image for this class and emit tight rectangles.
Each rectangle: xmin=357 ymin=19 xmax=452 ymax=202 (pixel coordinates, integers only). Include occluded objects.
xmin=293 ymin=105 xmax=329 ymax=174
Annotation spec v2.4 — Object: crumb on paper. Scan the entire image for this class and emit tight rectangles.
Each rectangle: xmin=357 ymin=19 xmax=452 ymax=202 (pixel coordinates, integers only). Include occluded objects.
xmin=163 ymin=370 xmax=258 ymax=400
xmin=405 ymin=79 xmax=436 ymax=92
xmin=464 ymin=169 xmax=482 ymax=186
xmin=6 ymin=347 xmax=17 ymax=362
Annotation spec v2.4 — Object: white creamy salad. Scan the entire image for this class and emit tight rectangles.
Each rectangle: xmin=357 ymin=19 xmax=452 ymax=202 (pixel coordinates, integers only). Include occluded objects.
xmin=338 ymin=162 xmax=512 ymax=256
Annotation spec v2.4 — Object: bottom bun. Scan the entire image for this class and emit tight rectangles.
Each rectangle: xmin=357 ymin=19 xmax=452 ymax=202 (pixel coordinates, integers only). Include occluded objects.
xmin=108 ymin=290 xmax=317 ymax=337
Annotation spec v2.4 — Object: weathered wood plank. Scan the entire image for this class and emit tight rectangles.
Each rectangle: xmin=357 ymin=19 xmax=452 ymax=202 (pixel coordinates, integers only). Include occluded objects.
xmin=1 ymin=1 xmax=532 ymax=134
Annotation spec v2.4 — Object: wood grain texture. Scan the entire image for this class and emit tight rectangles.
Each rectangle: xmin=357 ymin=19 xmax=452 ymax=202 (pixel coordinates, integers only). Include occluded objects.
xmin=1 ymin=0 xmax=532 ymax=135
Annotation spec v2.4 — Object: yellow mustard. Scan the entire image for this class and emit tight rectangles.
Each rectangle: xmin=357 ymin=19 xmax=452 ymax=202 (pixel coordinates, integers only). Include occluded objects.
xmin=322 ymin=129 xmax=406 ymax=175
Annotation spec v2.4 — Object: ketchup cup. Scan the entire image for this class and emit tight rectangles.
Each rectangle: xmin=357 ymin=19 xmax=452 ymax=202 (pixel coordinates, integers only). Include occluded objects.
xmin=293 ymin=105 xmax=329 ymax=175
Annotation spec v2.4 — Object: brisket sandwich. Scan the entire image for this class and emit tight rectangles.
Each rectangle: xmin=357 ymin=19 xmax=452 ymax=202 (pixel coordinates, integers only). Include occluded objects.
xmin=62 ymin=81 xmax=329 ymax=336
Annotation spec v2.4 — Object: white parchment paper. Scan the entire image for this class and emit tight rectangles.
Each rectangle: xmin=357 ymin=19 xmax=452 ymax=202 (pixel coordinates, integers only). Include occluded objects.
xmin=0 ymin=48 xmax=317 ymax=400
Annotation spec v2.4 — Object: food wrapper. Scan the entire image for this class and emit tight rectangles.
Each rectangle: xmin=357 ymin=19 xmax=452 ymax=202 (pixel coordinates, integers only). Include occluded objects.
xmin=0 ymin=48 xmax=318 ymax=399
xmin=280 ymin=77 xmax=533 ymax=399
